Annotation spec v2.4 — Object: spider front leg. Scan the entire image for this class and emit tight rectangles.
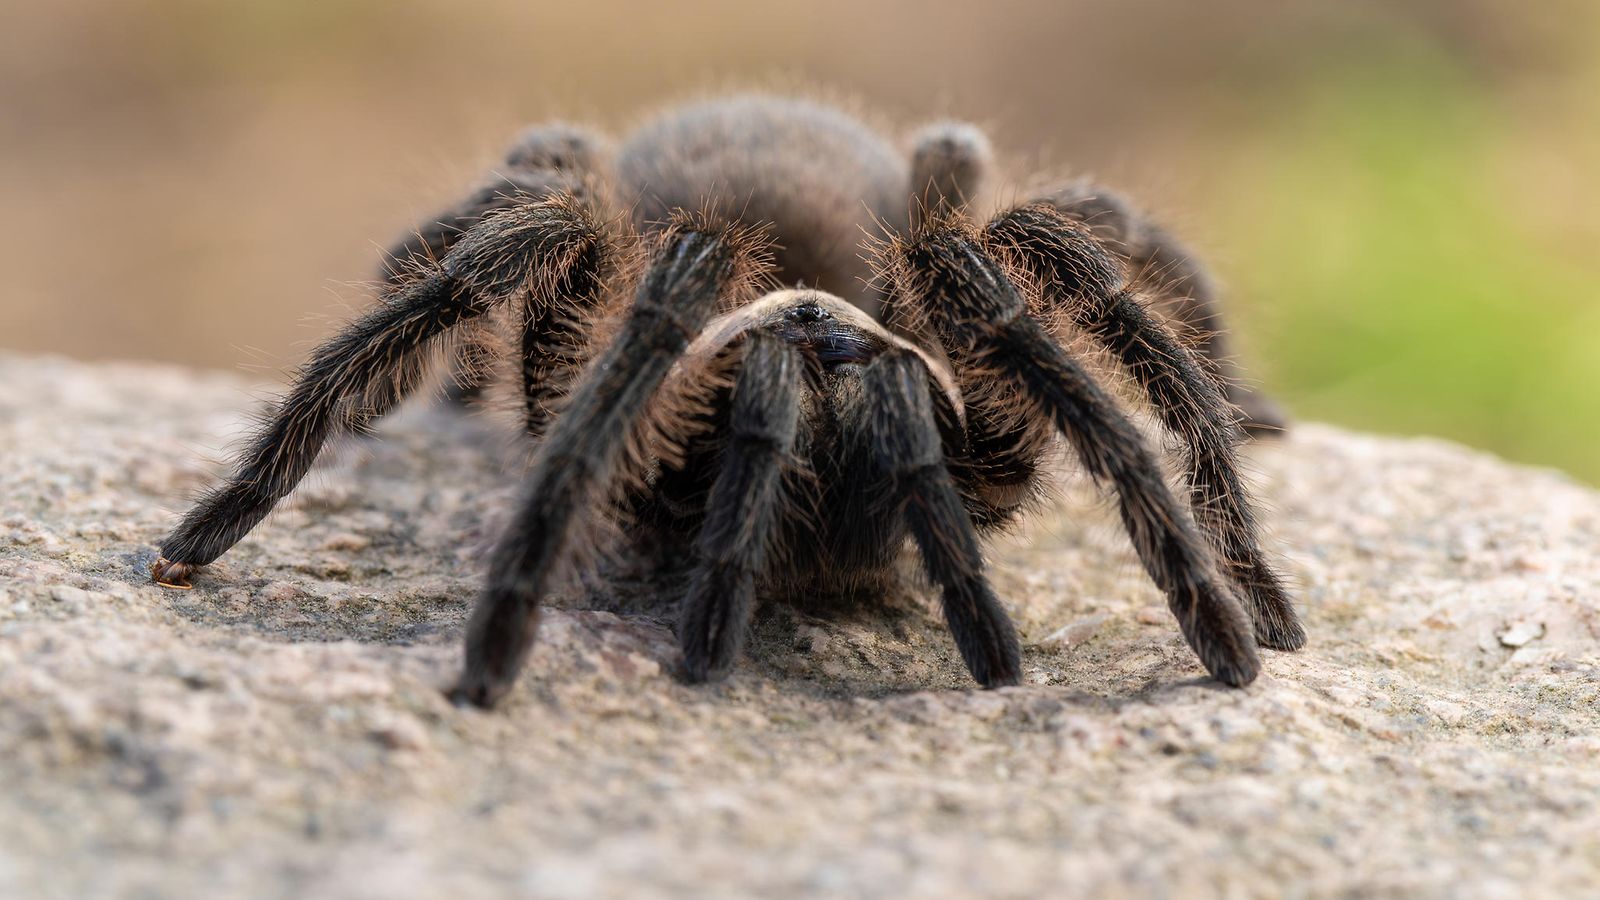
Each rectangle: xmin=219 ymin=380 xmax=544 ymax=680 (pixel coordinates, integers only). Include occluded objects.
xmin=152 ymin=195 xmax=608 ymax=588
xmin=379 ymin=125 xmax=609 ymax=426
xmin=677 ymin=332 xmax=802 ymax=682
xmin=454 ymin=216 xmax=770 ymax=709
xmin=985 ymin=202 xmax=1304 ymax=651
xmin=886 ymin=218 xmax=1260 ymax=686
xmin=858 ymin=349 xmax=1023 ymax=688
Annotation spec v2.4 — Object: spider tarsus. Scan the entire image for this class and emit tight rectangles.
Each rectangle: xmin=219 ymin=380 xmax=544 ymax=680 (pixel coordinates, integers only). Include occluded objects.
xmin=676 ymin=567 xmax=752 ymax=685
xmin=1205 ymin=649 xmax=1261 ymax=689
xmin=1251 ymin=590 xmax=1308 ymax=652
xmin=150 ymin=557 xmax=194 ymax=590
xmin=1178 ymin=582 xmax=1263 ymax=687
xmin=971 ymin=644 xmax=1024 ymax=689
xmin=676 ymin=653 xmax=729 ymax=686
xmin=1260 ymin=627 xmax=1307 ymax=653
xmin=460 ymin=581 xmax=546 ymax=711
xmin=451 ymin=634 xmax=531 ymax=704
xmin=446 ymin=678 xmax=503 ymax=710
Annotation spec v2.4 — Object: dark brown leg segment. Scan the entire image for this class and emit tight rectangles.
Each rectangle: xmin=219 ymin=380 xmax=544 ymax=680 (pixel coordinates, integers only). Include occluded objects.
xmin=860 ymin=349 xmax=1023 ymax=688
xmin=677 ymin=332 xmax=802 ymax=682
xmin=886 ymin=216 xmax=1261 ymax=686
xmin=454 ymin=217 xmax=769 ymax=708
xmin=985 ymin=202 xmax=1304 ymax=651
xmin=1031 ymin=182 xmax=1287 ymax=435
xmin=153 ymin=197 xmax=608 ymax=586
xmin=379 ymin=125 xmax=609 ymax=407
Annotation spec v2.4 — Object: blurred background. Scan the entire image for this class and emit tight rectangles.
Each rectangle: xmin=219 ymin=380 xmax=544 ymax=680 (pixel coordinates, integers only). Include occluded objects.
xmin=2 ymin=0 xmax=1596 ymax=481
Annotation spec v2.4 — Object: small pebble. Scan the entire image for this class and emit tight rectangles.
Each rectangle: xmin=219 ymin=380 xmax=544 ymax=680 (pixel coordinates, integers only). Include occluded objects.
xmin=320 ymin=532 xmax=370 ymax=553
xmin=1042 ymin=613 xmax=1107 ymax=649
xmin=261 ymin=581 xmax=304 ymax=603
xmin=1498 ymin=620 xmax=1545 ymax=648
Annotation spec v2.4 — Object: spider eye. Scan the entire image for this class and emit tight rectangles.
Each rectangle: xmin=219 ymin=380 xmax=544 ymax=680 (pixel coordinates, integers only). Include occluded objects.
xmin=782 ymin=303 xmax=833 ymax=324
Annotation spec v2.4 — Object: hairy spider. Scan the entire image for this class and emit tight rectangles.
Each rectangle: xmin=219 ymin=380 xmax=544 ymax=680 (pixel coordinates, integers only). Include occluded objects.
xmin=151 ymin=95 xmax=1305 ymax=707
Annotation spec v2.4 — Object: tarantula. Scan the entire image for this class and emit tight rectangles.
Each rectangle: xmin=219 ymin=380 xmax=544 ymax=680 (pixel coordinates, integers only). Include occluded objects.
xmin=152 ymin=96 xmax=1304 ymax=707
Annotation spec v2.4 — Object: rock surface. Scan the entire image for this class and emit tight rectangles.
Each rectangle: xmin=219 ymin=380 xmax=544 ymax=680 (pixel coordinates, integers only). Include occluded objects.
xmin=2 ymin=352 xmax=1598 ymax=899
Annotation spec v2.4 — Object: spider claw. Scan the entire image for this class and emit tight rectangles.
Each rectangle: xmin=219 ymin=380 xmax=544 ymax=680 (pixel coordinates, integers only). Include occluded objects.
xmin=446 ymin=677 xmax=502 ymax=710
xmin=151 ymin=557 xmax=194 ymax=590
xmin=446 ymin=684 xmax=484 ymax=709
xmin=975 ymin=665 xmax=1022 ymax=690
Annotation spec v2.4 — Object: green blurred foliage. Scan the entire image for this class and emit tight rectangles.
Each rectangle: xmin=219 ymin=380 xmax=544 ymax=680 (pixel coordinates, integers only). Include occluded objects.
xmin=1208 ymin=36 xmax=1600 ymax=481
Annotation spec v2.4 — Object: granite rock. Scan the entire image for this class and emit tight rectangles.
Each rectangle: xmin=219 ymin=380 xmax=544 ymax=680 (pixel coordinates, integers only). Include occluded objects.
xmin=2 ymin=353 xmax=1598 ymax=899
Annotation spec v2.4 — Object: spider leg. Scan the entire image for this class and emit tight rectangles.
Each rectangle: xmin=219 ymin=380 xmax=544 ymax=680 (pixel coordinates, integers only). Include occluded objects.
xmin=1024 ymin=183 xmax=1287 ymax=434
xmin=909 ymin=121 xmax=991 ymax=230
xmin=986 ymin=202 xmax=1305 ymax=651
xmin=454 ymin=216 xmax=769 ymax=709
xmin=859 ymin=348 xmax=1023 ymax=688
xmin=380 ymin=125 xmax=608 ymax=417
xmin=152 ymin=196 xmax=609 ymax=587
xmin=886 ymin=218 xmax=1260 ymax=687
xmin=677 ymin=332 xmax=802 ymax=682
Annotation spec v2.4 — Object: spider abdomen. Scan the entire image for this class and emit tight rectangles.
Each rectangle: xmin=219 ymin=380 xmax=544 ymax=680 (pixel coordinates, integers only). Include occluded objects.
xmin=616 ymin=96 xmax=908 ymax=314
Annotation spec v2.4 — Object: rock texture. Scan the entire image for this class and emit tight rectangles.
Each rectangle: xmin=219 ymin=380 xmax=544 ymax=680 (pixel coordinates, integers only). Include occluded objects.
xmin=2 ymin=352 xmax=1598 ymax=899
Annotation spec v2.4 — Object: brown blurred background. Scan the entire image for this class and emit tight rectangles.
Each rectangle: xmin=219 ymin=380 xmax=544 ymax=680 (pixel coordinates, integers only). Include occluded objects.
xmin=3 ymin=1 xmax=1597 ymax=480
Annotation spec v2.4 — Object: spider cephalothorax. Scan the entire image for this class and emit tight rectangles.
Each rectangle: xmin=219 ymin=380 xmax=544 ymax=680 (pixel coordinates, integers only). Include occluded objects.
xmin=152 ymin=95 xmax=1304 ymax=708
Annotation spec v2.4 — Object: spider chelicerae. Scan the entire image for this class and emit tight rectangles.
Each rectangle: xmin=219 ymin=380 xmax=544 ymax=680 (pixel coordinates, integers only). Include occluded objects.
xmin=151 ymin=95 xmax=1305 ymax=707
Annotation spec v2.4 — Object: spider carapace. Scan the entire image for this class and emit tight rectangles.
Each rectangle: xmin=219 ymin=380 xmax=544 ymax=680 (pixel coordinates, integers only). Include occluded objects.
xmin=152 ymin=95 xmax=1304 ymax=708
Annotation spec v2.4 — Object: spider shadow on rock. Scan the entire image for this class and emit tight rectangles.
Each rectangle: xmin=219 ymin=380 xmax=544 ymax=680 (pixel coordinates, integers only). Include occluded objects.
xmin=576 ymin=544 xmax=989 ymax=699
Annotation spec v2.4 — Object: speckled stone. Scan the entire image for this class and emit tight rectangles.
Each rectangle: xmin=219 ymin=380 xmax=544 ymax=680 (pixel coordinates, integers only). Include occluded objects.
xmin=2 ymin=352 xmax=1597 ymax=899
